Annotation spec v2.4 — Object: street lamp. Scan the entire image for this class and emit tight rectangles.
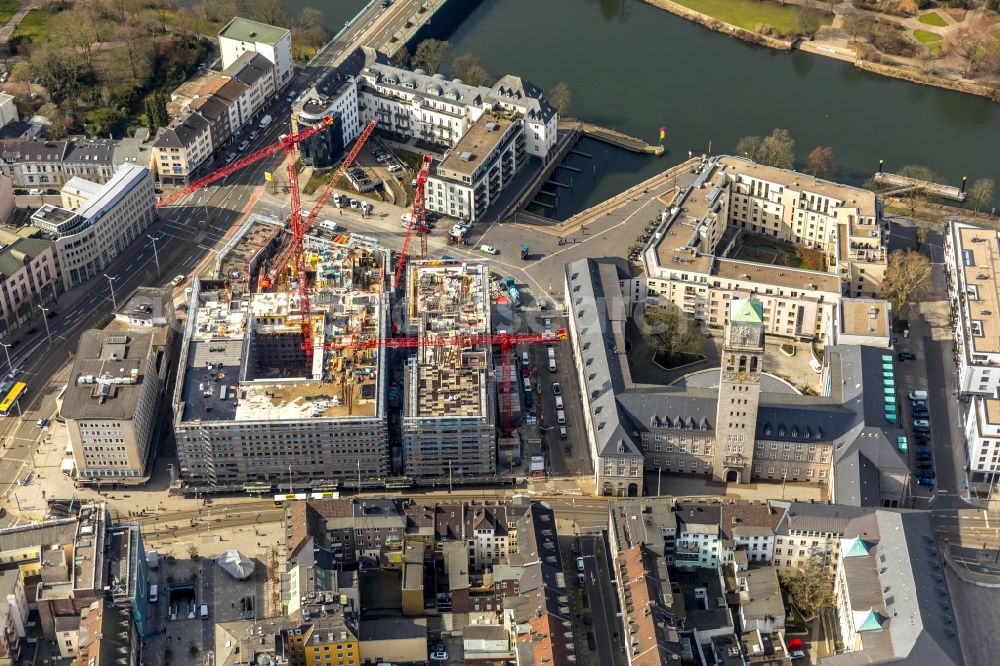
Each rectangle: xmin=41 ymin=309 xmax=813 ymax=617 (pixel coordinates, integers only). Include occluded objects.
xmin=38 ymin=306 xmax=52 ymax=346
xmin=0 ymin=342 xmax=11 ymax=375
xmin=147 ymin=235 xmax=161 ymax=276
xmin=103 ymin=273 xmax=118 ymax=310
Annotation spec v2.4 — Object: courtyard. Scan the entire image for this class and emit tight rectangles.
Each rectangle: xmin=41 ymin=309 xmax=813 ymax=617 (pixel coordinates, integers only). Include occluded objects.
xmin=731 ymin=232 xmax=826 ymax=272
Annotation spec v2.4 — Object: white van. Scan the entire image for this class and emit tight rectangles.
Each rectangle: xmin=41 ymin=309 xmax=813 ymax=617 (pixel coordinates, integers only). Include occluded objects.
xmin=549 ymin=358 xmax=557 ymax=373
xmin=149 ymin=584 xmax=158 ymax=603
xmin=320 ymin=220 xmax=338 ymax=232
xmin=258 ymin=114 xmax=273 ymax=128
xmin=200 ymin=604 xmax=209 ymax=619
xmin=522 ymin=352 xmax=530 ymax=367
xmin=554 ymin=396 xmax=564 ymax=410
xmin=908 ymin=390 xmax=928 ymax=401
xmin=556 ymin=409 xmax=566 ymax=425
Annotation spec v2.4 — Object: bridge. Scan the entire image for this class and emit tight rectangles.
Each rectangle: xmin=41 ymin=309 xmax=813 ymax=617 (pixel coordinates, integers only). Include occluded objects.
xmin=873 ymin=171 xmax=967 ymax=202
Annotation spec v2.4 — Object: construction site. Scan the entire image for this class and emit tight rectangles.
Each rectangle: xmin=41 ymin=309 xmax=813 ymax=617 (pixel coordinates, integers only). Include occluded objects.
xmin=400 ymin=261 xmax=497 ymax=480
xmin=170 ymin=214 xmax=392 ymax=491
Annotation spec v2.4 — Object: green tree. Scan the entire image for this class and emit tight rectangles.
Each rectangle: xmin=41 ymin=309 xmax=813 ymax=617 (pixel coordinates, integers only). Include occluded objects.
xmin=779 ymin=557 xmax=834 ymax=621
xmin=969 ymin=178 xmax=995 ymax=214
xmin=412 ymin=38 xmax=450 ymax=74
xmin=879 ymin=249 xmax=932 ymax=316
xmin=450 ymin=53 xmax=492 ymax=86
xmin=547 ymin=81 xmax=572 ymax=115
xmin=154 ymin=92 xmax=169 ymax=128
xmin=639 ymin=303 xmax=704 ymax=365
xmin=804 ymin=146 xmax=834 ymax=179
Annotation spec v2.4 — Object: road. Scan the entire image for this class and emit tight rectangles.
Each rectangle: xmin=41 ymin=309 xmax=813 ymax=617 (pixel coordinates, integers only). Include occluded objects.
xmin=581 ymin=533 xmax=625 ymax=666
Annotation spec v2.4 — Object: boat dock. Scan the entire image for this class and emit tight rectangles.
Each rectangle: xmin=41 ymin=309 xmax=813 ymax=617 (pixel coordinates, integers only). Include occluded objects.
xmin=873 ymin=171 xmax=967 ymax=202
xmin=561 ymin=118 xmax=665 ymax=156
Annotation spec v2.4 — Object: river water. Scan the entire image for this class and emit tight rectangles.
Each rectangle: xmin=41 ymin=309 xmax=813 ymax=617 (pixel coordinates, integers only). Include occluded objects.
xmin=212 ymin=0 xmax=1000 ymax=218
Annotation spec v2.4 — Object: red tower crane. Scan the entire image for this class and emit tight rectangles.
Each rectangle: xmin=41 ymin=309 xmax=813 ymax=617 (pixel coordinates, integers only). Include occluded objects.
xmin=393 ymin=154 xmax=433 ymax=290
xmin=262 ymin=119 xmax=379 ymax=288
xmin=327 ymin=328 xmax=567 ymax=434
xmin=155 ymin=115 xmax=335 ymax=209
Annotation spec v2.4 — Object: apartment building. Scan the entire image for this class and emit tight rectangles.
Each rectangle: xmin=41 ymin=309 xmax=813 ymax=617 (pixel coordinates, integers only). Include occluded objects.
xmin=771 ymin=501 xmax=868 ymax=570
xmin=616 ymin=544 xmax=686 ymax=665
xmin=567 ymin=257 xmax=909 ymax=501
xmin=830 ymin=510 xmax=960 ymax=665
xmin=0 ymin=226 xmax=58 ymax=338
xmin=0 ymin=567 xmax=28 ymax=665
xmin=963 ymin=396 xmax=1000 ymax=491
xmin=222 ymin=52 xmax=276 ymax=129
xmin=675 ymin=503 xmax=723 ymax=569
xmin=30 ymin=164 xmax=156 ymax=288
xmin=218 ymin=17 xmax=292 ymax=91
xmin=62 ymin=330 xmax=166 ymax=483
xmin=151 ymin=112 xmax=212 ymax=185
xmin=426 ymin=112 xmax=526 ymax=222
xmin=642 ymin=156 xmax=888 ymax=342
xmin=945 ymin=220 xmax=1000 ymax=396
xmin=172 ymin=224 xmax=391 ymax=490
xmin=0 ymin=133 xmax=152 ymax=188
xmin=401 ymin=261 xmax=496 ymax=480
xmin=297 ymin=47 xmax=557 ymax=221
xmin=828 ymin=297 xmax=892 ymax=348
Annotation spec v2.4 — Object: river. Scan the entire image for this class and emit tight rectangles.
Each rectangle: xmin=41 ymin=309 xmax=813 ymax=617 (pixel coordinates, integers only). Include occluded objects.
xmin=209 ymin=0 xmax=1000 ymax=218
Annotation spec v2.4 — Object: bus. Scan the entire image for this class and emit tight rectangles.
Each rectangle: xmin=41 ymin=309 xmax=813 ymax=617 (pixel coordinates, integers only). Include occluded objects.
xmin=0 ymin=381 xmax=26 ymax=416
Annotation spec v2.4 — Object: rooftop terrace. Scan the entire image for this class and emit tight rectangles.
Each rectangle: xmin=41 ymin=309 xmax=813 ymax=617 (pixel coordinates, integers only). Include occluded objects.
xmin=438 ymin=113 xmax=518 ymax=179
xmin=956 ymin=225 xmax=1000 ymax=356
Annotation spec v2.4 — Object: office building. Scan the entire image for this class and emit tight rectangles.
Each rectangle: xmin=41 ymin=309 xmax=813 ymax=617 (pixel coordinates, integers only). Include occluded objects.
xmin=172 ymin=220 xmax=391 ymax=490
xmin=567 ymin=257 xmax=909 ymax=502
xmin=401 ymin=261 xmax=496 ymax=479
xmin=0 ymin=225 xmax=58 ymax=338
xmin=945 ymin=219 xmax=1000 ymax=396
xmin=62 ymin=329 xmax=166 ymax=483
xmin=218 ymin=17 xmax=293 ymax=91
xmin=30 ymin=164 xmax=156 ymax=289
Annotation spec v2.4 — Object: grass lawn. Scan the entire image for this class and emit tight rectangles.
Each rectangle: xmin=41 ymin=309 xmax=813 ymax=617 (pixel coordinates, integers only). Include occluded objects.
xmin=0 ymin=0 xmax=21 ymax=27
xmin=918 ymin=12 xmax=948 ymax=27
xmin=13 ymin=7 xmax=53 ymax=41
xmin=913 ymin=29 xmax=942 ymax=43
xmin=735 ymin=233 xmax=826 ymax=270
xmin=669 ymin=0 xmax=830 ymax=35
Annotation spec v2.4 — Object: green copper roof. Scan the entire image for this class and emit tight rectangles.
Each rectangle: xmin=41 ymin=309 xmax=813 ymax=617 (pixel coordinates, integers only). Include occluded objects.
xmin=219 ymin=17 xmax=290 ymax=44
xmin=854 ymin=608 xmax=884 ymax=632
xmin=842 ymin=536 xmax=871 ymax=558
xmin=731 ymin=298 xmax=764 ymax=324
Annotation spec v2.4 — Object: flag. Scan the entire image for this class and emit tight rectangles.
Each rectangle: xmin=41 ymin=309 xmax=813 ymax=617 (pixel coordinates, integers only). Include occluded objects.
xmin=264 ymin=172 xmax=272 ymax=182
xmin=659 ymin=126 xmax=666 ymax=141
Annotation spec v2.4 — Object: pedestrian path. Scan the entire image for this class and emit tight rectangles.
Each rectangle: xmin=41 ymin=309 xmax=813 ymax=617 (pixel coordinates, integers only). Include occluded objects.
xmin=0 ymin=1 xmax=36 ymax=43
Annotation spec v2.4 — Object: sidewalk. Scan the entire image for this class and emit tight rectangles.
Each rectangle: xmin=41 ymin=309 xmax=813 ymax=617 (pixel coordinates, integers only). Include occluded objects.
xmin=0 ymin=0 xmax=37 ymax=43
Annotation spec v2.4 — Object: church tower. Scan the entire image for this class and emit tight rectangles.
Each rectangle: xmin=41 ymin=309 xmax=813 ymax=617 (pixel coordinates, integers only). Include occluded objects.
xmin=712 ymin=298 xmax=765 ymax=483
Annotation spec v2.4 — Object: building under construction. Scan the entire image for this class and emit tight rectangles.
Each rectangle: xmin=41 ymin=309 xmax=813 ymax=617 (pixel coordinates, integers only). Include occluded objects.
xmin=171 ymin=215 xmax=391 ymax=491
xmin=401 ymin=261 xmax=496 ymax=480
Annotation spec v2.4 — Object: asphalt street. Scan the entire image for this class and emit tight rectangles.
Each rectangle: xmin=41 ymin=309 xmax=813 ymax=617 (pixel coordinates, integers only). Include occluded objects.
xmin=581 ymin=533 xmax=625 ymax=666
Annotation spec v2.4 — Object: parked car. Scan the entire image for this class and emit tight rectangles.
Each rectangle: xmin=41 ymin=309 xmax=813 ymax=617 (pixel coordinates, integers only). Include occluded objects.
xmin=913 ymin=419 xmax=930 ymax=429
xmin=916 ymin=460 xmax=934 ymax=469
xmin=915 ymin=451 xmax=932 ymax=460
xmin=559 ymin=425 xmax=568 ymax=439
xmin=912 ymin=409 xmax=929 ymax=419
xmin=552 ymin=382 xmax=562 ymax=396
xmin=259 ymin=114 xmax=273 ymax=128
xmin=238 ymin=140 xmax=250 ymax=151
xmin=897 ymin=352 xmax=917 ymax=361
xmin=908 ymin=390 xmax=928 ymax=401
xmin=912 ymin=400 xmax=927 ymax=410
xmin=917 ymin=476 xmax=935 ymax=487
xmin=401 ymin=213 xmax=414 ymax=224
xmin=429 ymin=650 xmax=447 ymax=662
xmin=36 ymin=418 xmax=48 ymax=428
xmin=350 ymin=199 xmax=361 ymax=209
xmin=225 ymin=153 xmax=237 ymax=164
xmin=249 ymin=130 xmax=259 ymax=140
xmin=576 ymin=556 xmax=585 ymax=572
xmin=480 ymin=245 xmax=498 ymax=255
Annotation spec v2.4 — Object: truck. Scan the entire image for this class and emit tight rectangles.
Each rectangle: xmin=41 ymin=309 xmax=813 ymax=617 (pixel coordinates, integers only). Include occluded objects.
xmin=508 ymin=286 xmax=521 ymax=307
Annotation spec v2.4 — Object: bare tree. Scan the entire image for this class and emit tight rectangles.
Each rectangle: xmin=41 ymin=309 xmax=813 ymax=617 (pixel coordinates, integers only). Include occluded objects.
xmin=47 ymin=8 xmax=107 ymax=67
xmin=949 ymin=17 xmax=998 ymax=76
xmin=412 ymin=39 xmax=450 ymax=75
xmin=450 ymin=53 xmax=492 ymax=86
xmin=843 ymin=14 xmax=870 ymax=44
xmin=896 ymin=164 xmax=941 ymax=216
xmin=804 ymin=146 xmax=834 ymax=179
xmin=779 ymin=557 xmax=834 ymax=621
xmin=638 ymin=303 xmax=704 ymax=365
xmin=880 ymin=249 xmax=932 ymax=316
xmin=797 ymin=8 xmax=822 ymax=35
xmin=736 ymin=128 xmax=795 ymax=169
xmin=969 ymin=178 xmax=995 ymax=214
xmin=547 ymin=82 xmax=572 ymax=115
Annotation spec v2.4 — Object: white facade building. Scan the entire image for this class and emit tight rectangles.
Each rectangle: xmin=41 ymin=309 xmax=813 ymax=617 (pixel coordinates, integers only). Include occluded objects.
xmin=151 ymin=113 xmax=213 ymax=185
xmin=31 ymin=164 xmax=156 ymax=288
xmin=945 ymin=220 xmax=1000 ymax=396
xmin=218 ymin=17 xmax=292 ymax=91
xmin=964 ymin=397 xmax=1000 ymax=489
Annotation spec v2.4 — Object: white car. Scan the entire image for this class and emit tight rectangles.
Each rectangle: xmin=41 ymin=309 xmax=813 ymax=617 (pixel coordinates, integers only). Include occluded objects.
xmin=429 ymin=650 xmax=447 ymax=662
xmin=238 ymin=140 xmax=249 ymax=151
xmin=480 ymin=245 xmax=498 ymax=255
xmin=259 ymin=114 xmax=273 ymax=128
xmin=401 ymin=212 xmax=414 ymax=224
xmin=170 ymin=274 xmax=186 ymax=287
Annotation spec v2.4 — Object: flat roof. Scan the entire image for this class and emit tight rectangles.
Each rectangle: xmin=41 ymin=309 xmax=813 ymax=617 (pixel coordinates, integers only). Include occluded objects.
xmin=840 ymin=298 xmax=890 ymax=338
xmin=985 ymin=398 xmax=1000 ymax=425
xmin=715 ymin=154 xmax=877 ymax=217
xmin=714 ymin=258 xmax=841 ymax=293
xmin=956 ymin=224 xmax=1000 ymax=356
xmin=438 ymin=113 xmax=516 ymax=178
xmin=219 ymin=16 xmax=290 ymax=45
xmin=61 ymin=330 xmax=154 ymax=421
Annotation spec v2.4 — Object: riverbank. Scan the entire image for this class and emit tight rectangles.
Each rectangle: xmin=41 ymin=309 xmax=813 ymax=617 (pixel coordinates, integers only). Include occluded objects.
xmin=641 ymin=0 xmax=1000 ymax=103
